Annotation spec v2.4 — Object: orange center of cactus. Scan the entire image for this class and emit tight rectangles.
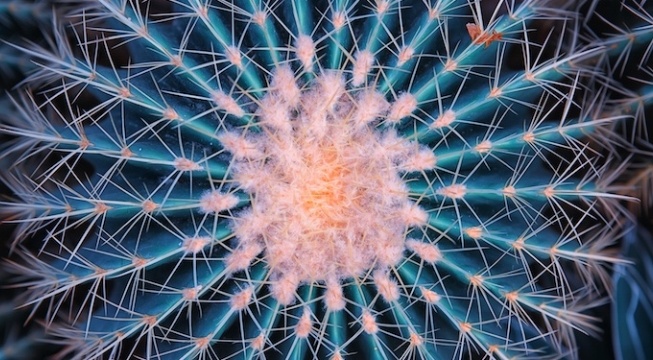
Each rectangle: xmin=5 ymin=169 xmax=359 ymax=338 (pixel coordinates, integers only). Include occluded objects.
xmin=221 ymin=67 xmax=433 ymax=304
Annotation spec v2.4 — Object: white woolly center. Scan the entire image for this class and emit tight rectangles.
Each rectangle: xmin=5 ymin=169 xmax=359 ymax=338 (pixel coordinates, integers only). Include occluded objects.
xmin=223 ymin=67 xmax=430 ymax=303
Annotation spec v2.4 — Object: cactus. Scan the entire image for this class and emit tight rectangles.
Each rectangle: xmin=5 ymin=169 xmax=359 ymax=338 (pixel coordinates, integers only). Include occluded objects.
xmin=611 ymin=224 xmax=653 ymax=360
xmin=583 ymin=0 xmax=653 ymax=204
xmin=0 ymin=2 xmax=75 ymax=359
xmin=0 ymin=0 xmax=628 ymax=359
xmin=0 ymin=268 xmax=58 ymax=360
xmin=578 ymin=1 xmax=653 ymax=359
xmin=0 ymin=0 xmax=55 ymax=87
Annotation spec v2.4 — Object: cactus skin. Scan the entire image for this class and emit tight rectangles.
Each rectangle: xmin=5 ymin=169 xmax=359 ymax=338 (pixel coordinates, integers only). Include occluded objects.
xmin=0 ymin=0 xmax=54 ymax=87
xmin=611 ymin=224 xmax=653 ymax=360
xmin=0 ymin=0 xmax=626 ymax=359
xmin=0 ymin=303 xmax=40 ymax=360
xmin=0 ymin=269 xmax=57 ymax=360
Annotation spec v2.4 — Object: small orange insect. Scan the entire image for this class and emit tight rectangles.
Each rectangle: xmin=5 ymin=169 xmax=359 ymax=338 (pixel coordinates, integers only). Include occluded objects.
xmin=466 ymin=23 xmax=503 ymax=48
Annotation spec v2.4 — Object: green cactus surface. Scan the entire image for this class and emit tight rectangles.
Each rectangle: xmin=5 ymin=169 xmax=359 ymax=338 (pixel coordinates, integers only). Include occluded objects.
xmin=0 ymin=0 xmax=628 ymax=359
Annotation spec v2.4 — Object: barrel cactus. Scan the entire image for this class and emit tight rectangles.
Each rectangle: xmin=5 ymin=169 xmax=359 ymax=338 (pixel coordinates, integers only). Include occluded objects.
xmin=579 ymin=0 xmax=653 ymax=359
xmin=0 ymin=0 xmax=626 ymax=359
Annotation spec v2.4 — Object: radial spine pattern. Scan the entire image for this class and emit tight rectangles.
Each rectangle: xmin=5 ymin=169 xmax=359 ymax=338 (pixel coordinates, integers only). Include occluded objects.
xmin=0 ymin=0 xmax=624 ymax=359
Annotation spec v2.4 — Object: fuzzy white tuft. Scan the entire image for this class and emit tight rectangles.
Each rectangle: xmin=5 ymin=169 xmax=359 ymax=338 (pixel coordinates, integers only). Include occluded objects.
xmin=224 ymin=72 xmax=426 ymax=303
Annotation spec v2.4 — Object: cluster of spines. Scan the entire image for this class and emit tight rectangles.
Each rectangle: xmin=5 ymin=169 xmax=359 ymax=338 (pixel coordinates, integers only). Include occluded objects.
xmin=583 ymin=0 xmax=653 ymax=204
xmin=0 ymin=2 xmax=80 ymax=359
xmin=0 ymin=1 xmax=629 ymax=359
xmin=577 ymin=1 xmax=653 ymax=359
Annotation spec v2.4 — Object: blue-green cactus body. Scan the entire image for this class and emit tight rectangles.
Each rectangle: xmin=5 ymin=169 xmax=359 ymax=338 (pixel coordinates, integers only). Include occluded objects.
xmin=0 ymin=0 xmax=55 ymax=86
xmin=0 ymin=1 xmax=624 ymax=359
xmin=0 ymin=305 xmax=43 ymax=360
